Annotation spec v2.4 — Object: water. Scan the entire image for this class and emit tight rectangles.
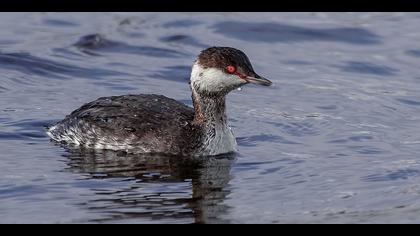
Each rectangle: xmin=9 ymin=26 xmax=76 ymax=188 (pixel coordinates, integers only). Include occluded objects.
xmin=1 ymin=12 xmax=420 ymax=223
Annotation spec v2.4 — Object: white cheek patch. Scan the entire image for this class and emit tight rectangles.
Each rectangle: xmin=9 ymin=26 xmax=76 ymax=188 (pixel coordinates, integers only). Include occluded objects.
xmin=190 ymin=63 xmax=243 ymax=93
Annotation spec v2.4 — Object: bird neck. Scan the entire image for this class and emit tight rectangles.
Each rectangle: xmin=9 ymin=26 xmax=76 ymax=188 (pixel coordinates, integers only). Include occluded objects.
xmin=191 ymin=86 xmax=227 ymax=127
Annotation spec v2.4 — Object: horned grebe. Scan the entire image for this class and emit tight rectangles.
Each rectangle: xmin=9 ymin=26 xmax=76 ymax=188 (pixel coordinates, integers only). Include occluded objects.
xmin=47 ymin=47 xmax=272 ymax=156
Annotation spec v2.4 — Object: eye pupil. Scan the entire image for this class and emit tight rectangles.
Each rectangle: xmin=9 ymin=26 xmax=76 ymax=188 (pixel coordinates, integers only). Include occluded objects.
xmin=226 ymin=65 xmax=236 ymax=73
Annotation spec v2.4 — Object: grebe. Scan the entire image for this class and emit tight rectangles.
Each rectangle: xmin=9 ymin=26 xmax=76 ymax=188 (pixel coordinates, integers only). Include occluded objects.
xmin=47 ymin=47 xmax=272 ymax=156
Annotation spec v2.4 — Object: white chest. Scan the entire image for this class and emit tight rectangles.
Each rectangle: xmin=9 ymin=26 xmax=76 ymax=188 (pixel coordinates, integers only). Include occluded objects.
xmin=201 ymin=124 xmax=237 ymax=156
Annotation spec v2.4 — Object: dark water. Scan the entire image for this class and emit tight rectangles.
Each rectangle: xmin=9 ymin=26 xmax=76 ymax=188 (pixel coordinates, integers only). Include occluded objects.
xmin=1 ymin=12 xmax=420 ymax=223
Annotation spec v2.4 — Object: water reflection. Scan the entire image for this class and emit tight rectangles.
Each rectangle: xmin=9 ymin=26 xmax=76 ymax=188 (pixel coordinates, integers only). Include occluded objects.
xmin=63 ymin=148 xmax=235 ymax=223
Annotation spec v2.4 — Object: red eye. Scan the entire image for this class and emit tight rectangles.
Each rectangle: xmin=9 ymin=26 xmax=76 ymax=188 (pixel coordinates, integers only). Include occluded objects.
xmin=226 ymin=65 xmax=236 ymax=74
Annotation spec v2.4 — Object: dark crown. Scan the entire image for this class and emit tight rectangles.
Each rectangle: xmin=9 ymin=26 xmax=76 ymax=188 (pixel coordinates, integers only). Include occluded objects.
xmin=197 ymin=47 xmax=257 ymax=76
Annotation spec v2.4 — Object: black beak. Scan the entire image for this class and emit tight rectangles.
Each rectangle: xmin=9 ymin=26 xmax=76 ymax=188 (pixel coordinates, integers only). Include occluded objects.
xmin=245 ymin=73 xmax=272 ymax=86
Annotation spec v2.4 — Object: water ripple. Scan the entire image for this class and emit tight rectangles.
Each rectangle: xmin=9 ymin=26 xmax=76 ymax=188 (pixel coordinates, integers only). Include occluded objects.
xmin=213 ymin=21 xmax=381 ymax=44
xmin=0 ymin=85 xmax=7 ymax=92
xmin=160 ymin=35 xmax=208 ymax=48
xmin=74 ymin=34 xmax=188 ymax=58
xmin=237 ymin=134 xmax=301 ymax=146
xmin=43 ymin=19 xmax=79 ymax=27
xmin=362 ymin=169 xmax=420 ymax=182
xmin=162 ymin=20 xmax=202 ymax=28
xmin=150 ymin=65 xmax=190 ymax=83
xmin=336 ymin=61 xmax=399 ymax=76
xmin=266 ymin=121 xmax=320 ymax=137
xmin=406 ymin=49 xmax=420 ymax=57
xmin=396 ymin=98 xmax=420 ymax=106
xmin=0 ymin=51 xmax=125 ymax=80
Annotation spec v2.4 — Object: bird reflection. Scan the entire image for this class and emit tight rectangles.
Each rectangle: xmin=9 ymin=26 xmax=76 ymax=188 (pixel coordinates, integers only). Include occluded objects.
xmin=62 ymin=147 xmax=235 ymax=224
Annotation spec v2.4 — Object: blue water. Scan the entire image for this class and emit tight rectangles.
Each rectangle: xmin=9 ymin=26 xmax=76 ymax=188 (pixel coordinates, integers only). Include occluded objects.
xmin=1 ymin=12 xmax=420 ymax=223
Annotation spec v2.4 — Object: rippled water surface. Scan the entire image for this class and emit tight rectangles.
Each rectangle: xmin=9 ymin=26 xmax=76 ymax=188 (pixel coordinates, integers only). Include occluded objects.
xmin=2 ymin=12 xmax=420 ymax=223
